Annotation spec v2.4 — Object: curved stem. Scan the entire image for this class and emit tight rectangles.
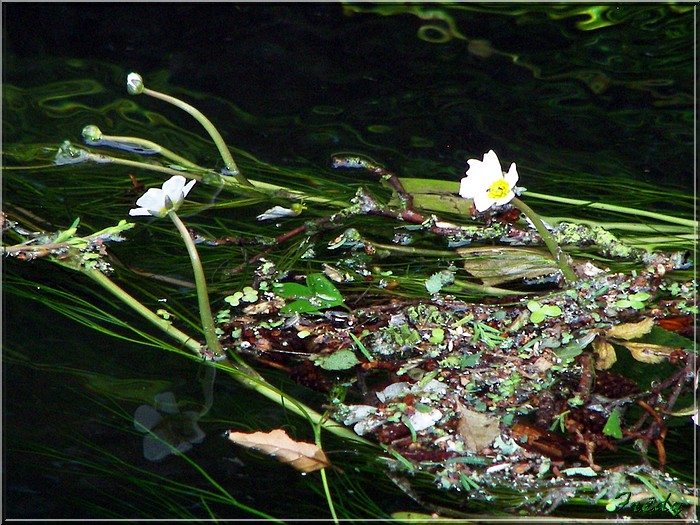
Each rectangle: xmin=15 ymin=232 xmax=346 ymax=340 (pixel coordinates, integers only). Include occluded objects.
xmin=168 ymin=211 xmax=224 ymax=358
xmin=142 ymin=87 xmax=254 ymax=188
xmin=511 ymin=197 xmax=578 ymax=285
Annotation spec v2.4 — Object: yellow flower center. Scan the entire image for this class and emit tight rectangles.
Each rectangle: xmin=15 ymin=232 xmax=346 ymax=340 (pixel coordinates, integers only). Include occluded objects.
xmin=487 ymin=179 xmax=510 ymax=200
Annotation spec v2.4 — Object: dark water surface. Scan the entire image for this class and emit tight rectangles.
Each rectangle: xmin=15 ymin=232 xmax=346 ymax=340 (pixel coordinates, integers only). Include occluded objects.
xmin=2 ymin=3 xmax=696 ymax=520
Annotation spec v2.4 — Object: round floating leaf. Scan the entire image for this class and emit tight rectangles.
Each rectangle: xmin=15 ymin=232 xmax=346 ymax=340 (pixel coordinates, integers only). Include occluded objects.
xmin=310 ymin=349 xmax=360 ymax=370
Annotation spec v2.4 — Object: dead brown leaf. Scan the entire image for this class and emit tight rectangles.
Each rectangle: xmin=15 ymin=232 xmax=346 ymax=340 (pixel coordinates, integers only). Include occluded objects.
xmin=455 ymin=401 xmax=501 ymax=453
xmin=619 ymin=342 xmax=677 ymax=364
xmin=592 ymin=337 xmax=617 ymax=370
xmin=226 ymin=428 xmax=330 ymax=473
xmin=605 ymin=317 xmax=654 ymax=340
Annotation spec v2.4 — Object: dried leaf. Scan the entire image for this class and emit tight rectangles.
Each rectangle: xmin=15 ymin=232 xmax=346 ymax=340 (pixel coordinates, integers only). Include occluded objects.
xmin=455 ymin=401 xmax=501 ymax=453
xmin=226 ymin=429 xmax=330 ymax=473
xmin=592 ymin=337 xmax=617 ymax=370
xmin=619 ymin=342 xmax=676 ymax=364
xmin=605 ymin=317 xmax=654 ymax=340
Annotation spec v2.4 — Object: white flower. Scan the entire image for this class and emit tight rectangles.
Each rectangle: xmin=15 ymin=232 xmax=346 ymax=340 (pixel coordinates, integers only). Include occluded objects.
xmin=256 ymin=205 xmax=297 ymax=221
xmin=129 ymin=175 xmax=196 ymax=218
xmin=459 ymin=150 xmax=519 ymax=212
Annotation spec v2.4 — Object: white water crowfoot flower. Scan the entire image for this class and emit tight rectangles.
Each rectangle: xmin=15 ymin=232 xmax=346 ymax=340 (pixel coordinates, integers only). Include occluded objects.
xmin=459 ymin=150 xmax=522 ymax=212
xmin=129 ymin=175 xmax=196 ymax=218
xmin=256 ymin=203 xmax=306 ymax=221
xmin=458 ymin=150 xmax=577 ymax=285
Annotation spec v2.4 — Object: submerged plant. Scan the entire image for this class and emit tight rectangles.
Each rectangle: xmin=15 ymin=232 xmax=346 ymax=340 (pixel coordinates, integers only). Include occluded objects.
xmin=128 ymin=175 xmax=224 ymax=360
xmin=126 ymin=72 xmax=253 ymax=187
xmin=4 ymin=66 xmax=697 ymax=521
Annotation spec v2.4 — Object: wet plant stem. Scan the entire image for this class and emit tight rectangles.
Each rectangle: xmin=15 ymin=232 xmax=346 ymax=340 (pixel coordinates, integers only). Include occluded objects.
xmin=168 ymin=210 xmax=224 ymax=358
xmin=140 ymin=86 xmax=254 ymax=188
xmin=82 ymin=267 xmax=204 ymax=355
xmin=526 ymin=191 xmax=697 ymax=228
xmin=79 ymin=263 xmax=370 ymax=445
xmin=82 ymin=127 xmax=205 ymax=170
xmin=511 ymin=197 xmax=578 ymax=285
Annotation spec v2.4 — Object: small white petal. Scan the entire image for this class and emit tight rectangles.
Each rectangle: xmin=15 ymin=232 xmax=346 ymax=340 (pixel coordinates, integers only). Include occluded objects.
xmin=135 ymin=188 xmax=166 ymax=210
xmin=473 ymin=193 xmax=494 ymax=212
xmin=493 ymin=190 xmax=516 ymax=207
xmin=129 ymin=208 xmax=155 ymax=217
xmin=162 ymin=175 xmax=187 ymax=201
xmin=459 ymin=176 xmax=475 ymax=199
xmin=257 ymin=205 xmax=297 ymax=221
xmin=182 ymin=178 xmax=197 ymax=198
xmin=480 ymin=150 xmax=503 ymax=176
xmin=504 ymin=162 xmax=519 ymax=186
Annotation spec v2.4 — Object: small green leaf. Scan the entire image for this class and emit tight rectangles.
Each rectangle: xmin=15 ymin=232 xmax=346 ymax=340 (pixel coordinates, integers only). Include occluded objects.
xmin=310 ymin=349 xmax=360 ymax=370
xmin=527 ymin=300 xmax=542 ymax=313
xmin=414 ymin=402 xmax=434 ymax=413
xmin=429 ymin=328 xmax=445 ymax=344
xmin=275 ymin=282 xmax=312 ymax=299
xmin=629 ymin=292 xmax=650 ymax=302
xmin=542 ymin=305 xmax=562 ymax=317
xmin=349 ymin=332 xmax=373 ymax=361
xmin=241 ymin=286 xmax=258 ymax=302
xmin=280 ymin=299 xmax=322 ymax=315
xmin=425 ymin=270 xmax=455 ymax=294
xmin=460 ymin=351 xmax=481 ymax=368
xmin=603 ymin=408 xmax=623 ymax=439
xmin=307 ymin=273 xmax=343 ymax=302
xmin=530 ymin=309 xmax=546 ymax=324
xmin=53 ymin=217 xmax=81 ymax=243
xmin=224 ymin=292 xmax=245 ymax=307
xmin=553 ymin=344 xmax=583 ymax=363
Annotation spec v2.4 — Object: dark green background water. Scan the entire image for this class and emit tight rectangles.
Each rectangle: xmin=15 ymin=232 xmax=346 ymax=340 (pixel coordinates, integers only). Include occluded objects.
xmin=2 ymin=3 xmax=696 ymax=520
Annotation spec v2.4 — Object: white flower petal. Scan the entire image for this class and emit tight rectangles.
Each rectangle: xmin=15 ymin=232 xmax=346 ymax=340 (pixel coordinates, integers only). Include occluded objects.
xmin=493 ymin=190 xmax=516 ymax=207
xmin=473 ymin=193 xmax=494 ymax=212
xmin=129 ymin=208 xmax=155 ymax=217
xmin=162 ymin=175 xmax=187 ymax=200
xmin=504 ymin=162 xmax=519 ymax=186
xmin=182 ymin=178 xmax=197 ymax=198
xmin=135 ymin=188 xmax=166 ymax=210
xmin=481 ymin=150 xmax=503 ymax=176
xmin=257 ymin=205 xmax=297 ymax=221
xmin=459 ymin=176 xmax=476 ymax=199
xmin=129 ymin=176 xmax=196 ymax=218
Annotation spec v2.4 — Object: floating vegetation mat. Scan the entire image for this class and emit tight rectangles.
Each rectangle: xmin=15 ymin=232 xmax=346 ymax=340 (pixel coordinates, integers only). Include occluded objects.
xmin=218 ymin=252 xmax=696 ymax=517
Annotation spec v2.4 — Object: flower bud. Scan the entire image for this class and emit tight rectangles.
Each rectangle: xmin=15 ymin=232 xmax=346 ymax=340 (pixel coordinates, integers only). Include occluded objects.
xmin=81 ymin=125 xmax=103 ymax=143
xmin=126 ymin=72 xmax=145 ymax=95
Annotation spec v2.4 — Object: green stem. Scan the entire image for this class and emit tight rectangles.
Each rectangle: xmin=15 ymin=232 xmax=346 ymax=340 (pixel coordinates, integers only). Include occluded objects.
xmin=525 ymin=191 xmax=697 ymax=228
xmin=168 ymin=210 xmax=224 ymax=358
xmin=82 ymin=267 xmax=204 ymax=356
xmin=141 ymin=87 xmax=254 ymax=188
xmin=80 ymin=262 xmax=370 ymax=445
xmin=85 ymin=130 xmax=205 ymax=170
xmin=94 ymin=151 xmax=212 ymax=180
xmin=511 ymin=197 xmax=578 ymax=285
